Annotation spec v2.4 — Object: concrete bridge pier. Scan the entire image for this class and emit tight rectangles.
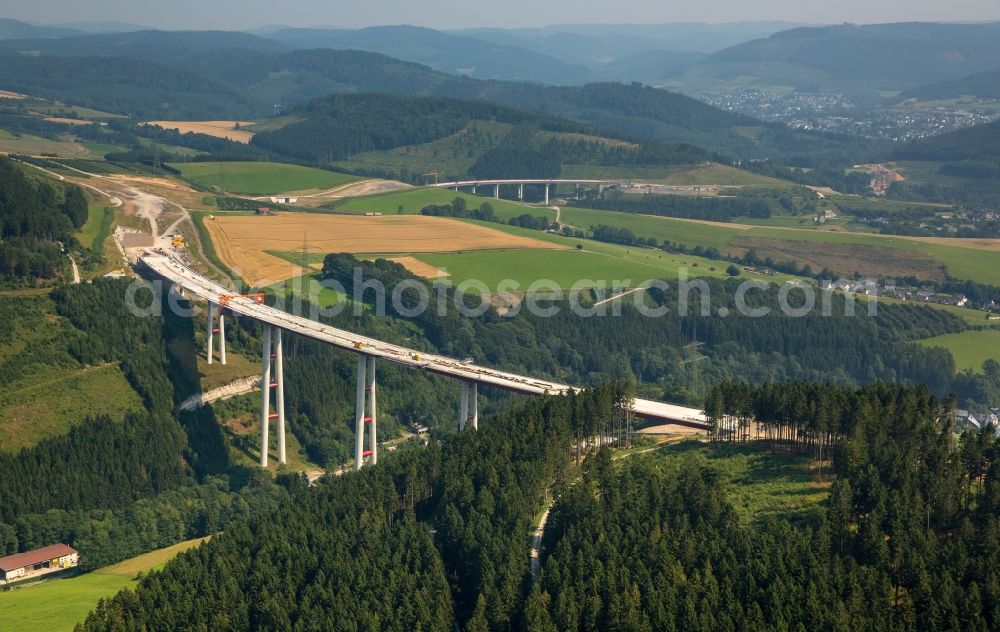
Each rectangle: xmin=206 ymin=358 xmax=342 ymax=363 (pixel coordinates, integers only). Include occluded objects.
xmin=259 ymin=325 xmax=285 ymax=467
xmin=355 ymin=354 xmax=377 ymax=470
xmin=472 ymin=184 xmax=477 ymax=194
xmin=274 ymin=328 xmax=285 ymax=464
xmin=494 ymin=184 xmax=500 ymax=199
xmin=218 ymin=308 xmax=226 ymax=365
xmin=206 ymin=302 xmax=214 ymax=365
xmin=206 ymin=303 xmax=227 ymax=365
xmin=459 ymin=380 xmax=479 ymax=431
xmin=518 ymin=184 xmax=524 ymax=201
xmin=544 ymin=184 xmax=550 ymax=205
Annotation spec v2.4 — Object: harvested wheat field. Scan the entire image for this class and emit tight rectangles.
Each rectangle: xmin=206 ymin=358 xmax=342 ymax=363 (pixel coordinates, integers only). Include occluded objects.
xmin=144 ymin=121 xmax=256 ymax=143
xmin=388 ymin=256 xmax=448 ymax=278
xmin=205 ymin=213 xmax=565 ymax=285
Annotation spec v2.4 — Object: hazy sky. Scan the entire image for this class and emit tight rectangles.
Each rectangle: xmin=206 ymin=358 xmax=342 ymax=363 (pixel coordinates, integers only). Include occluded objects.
xmin=8 ymin=0 xmax=1000 ymax=30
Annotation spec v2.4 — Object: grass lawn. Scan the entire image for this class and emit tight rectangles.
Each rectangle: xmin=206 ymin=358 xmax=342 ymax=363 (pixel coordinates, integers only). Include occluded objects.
xmin=336 ymin=187 xmax=550 ymax=222
xmin=635 ymin=440 xmax=831 ymax=526
xmin=0 ymin=537 xmax=210 ymax=632
xmin=173 ymin=161 xmax=361 ymax=195
xmin=919 ymin=329 xmax=1000 ymax=372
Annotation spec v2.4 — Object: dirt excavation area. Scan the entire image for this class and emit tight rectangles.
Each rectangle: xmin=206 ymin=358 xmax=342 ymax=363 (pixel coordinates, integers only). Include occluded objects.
xmin=205 ymin=213 xmax=565 ymax=286
xmin=284 ymin=180 xmax=413 ymax=207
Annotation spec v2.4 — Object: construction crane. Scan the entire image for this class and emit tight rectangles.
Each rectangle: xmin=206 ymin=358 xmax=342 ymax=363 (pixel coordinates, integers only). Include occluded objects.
xmin=219 ymin=293 xmax=266 ymax=307
xmin=423 ymin=172 xmax=439 ymax=185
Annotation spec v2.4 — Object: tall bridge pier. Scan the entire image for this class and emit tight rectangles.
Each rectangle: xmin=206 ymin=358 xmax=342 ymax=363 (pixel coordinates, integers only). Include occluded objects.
xmin=259 ymin=325 xmax=287 ymax=467
xmin=354 ymin=354 xmax=378 ymax=471
xmin=143 ymin=256 xmax=707 ymax=473
xmin=206 ymin=302 xmax=227 ymax=365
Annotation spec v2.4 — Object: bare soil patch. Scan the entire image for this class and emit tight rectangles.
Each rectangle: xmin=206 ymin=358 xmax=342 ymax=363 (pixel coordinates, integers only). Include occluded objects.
xmin=729 ymin=235 xmax=946 ymax=281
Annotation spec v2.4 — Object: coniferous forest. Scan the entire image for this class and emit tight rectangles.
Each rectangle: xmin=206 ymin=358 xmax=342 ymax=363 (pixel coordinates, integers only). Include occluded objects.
xmin=75 ymin=381 xmax=1000 ymax=631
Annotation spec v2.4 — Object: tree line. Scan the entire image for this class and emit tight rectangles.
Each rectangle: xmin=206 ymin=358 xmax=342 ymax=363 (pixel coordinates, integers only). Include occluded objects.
xmin=0 ymin=157 xmax=88 ymax=281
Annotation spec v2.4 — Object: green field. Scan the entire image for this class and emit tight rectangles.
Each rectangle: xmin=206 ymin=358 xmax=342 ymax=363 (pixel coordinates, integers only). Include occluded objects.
xmin=0 ymin=296 xmax=144 ymax=452
xmin=414 ymin=220 xmax=782 ymax=291
xmin=74 ymin=204 xmax=114 ymax=251
xmin=919 ymin=329 xmax=1000 ymax=372
xmin=173 ymin=161 xmax=361 ymax=195
xmin=635 ymin=441 xmax=830 ymax=526
xmin=336 ymin=187 xmax=552 ymax=222
xmin=558 ymin=209 xmax=1000 ymax=286
xmin=0 ymin=364 xmax=143 ymax=452
xmin=0 ymin=537 xmax=209 ymax=631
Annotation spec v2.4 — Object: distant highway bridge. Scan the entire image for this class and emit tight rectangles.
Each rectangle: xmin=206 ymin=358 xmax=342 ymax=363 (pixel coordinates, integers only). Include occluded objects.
xmin=141 ymin=255 xmax=708 ymax=471
xmin=432 ymin=179 xmax=621 ymax=204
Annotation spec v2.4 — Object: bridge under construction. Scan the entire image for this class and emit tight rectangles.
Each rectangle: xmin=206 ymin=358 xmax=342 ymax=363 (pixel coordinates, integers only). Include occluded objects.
xmin=141 ymin=255 xmax=708 ymax=471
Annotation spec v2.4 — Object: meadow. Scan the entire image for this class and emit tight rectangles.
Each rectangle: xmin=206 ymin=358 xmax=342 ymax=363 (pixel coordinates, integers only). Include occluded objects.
xmin=414 ymin=220 xmax=777 ymax=291
xmin=173 ymin=161 xmax=361 ymax=195
xmin=74 ymin=204 xmax=114 ymax=252
xmin=0 ymin=364 xmax=143 ymax=452
xmin=335 ymin=186 xmax=549 ymax=221
xmin=0 ymin=537 xmax=210 ymax=632
xmin=635 ymin=440 xmax=830 ymax=526
xmin=559 ymin=208 xmax=1000 ymax=285
xmin=919 ymin=328 xmax=1000 ymax=372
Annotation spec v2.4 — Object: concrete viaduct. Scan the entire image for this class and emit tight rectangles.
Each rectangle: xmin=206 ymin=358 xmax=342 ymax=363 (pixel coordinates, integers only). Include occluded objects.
xmin=141 ymin=255 xmax=707 ymax=471
xmin=431 ymin=179 xmax=620 ymax=205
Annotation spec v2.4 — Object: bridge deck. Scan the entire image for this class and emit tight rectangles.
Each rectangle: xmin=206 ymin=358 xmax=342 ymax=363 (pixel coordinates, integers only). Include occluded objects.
xmin=142 ymin=255 xmax=707 ymax=428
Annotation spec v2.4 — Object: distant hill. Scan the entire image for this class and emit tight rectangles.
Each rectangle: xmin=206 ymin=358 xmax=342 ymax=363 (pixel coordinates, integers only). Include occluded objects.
xmin=901 ymin=67 xmax=1000 ymax=101
xmin=454 ymin=22 xmax=806 ymax=56
xmin=0 ymin=40 xmax=873 ymax=161
xmin=249 ymin=93 xmax=714 ymax=180
xmin=0 ymin=29 xmax=289 ymax=63
xmin=267 ymin=25 xmax=592 ymax=84
xmin=0 ymin=18 xmax=81 ymax=40
xmin=892 ymin=119 xmax=1000 ymax=162
xmin=667 ymin=21 xmax=1000 ymax=95
xmin=0 ymin=49 xmax=259 ymax=119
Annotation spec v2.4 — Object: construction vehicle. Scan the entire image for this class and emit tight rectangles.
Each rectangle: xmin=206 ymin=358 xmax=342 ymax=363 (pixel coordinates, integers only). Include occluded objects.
xmin=219 ymin=293 xmax=266 ymax=307
xmin=354 ymin=342 xmax=365 ymax=350
xmin=171 ymin=235 xmax=185 ymax=249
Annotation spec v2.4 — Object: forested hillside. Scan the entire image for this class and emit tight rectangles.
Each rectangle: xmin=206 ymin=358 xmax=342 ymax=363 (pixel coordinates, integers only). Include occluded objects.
xmin=0 ymin=280 xmax=284 ymax=572
xmin=674 ymin=21 xmax=1000 ymax=93
xmin=902 ymin=67 xmax=1000 ymax=101
xmin=77 ymin=380 xmax=1000 ymax=630
xmin=534 ymin=383 xmax=1000 ymax=630
xmin=78 ymin=384 xmax=618 ymax=629
xmin=0 ymin=41 xmax=875 ymax=161
xmin=0 ymin=157 xmax=87 ymax=281
xmin=0 ymin=49 xmax=259 ymax=119
xmin=250 ymin=93 xmax=714 ymax=177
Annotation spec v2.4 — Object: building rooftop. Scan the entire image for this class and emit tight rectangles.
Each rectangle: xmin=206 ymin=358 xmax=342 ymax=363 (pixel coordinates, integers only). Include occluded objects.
xmin=0 ymin=544 xmax=77 ymax=571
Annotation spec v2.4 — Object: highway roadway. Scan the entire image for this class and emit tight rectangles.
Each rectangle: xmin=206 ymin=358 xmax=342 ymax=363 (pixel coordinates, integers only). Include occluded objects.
xmin=142 ymin=255 xmax=708 ymax=428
